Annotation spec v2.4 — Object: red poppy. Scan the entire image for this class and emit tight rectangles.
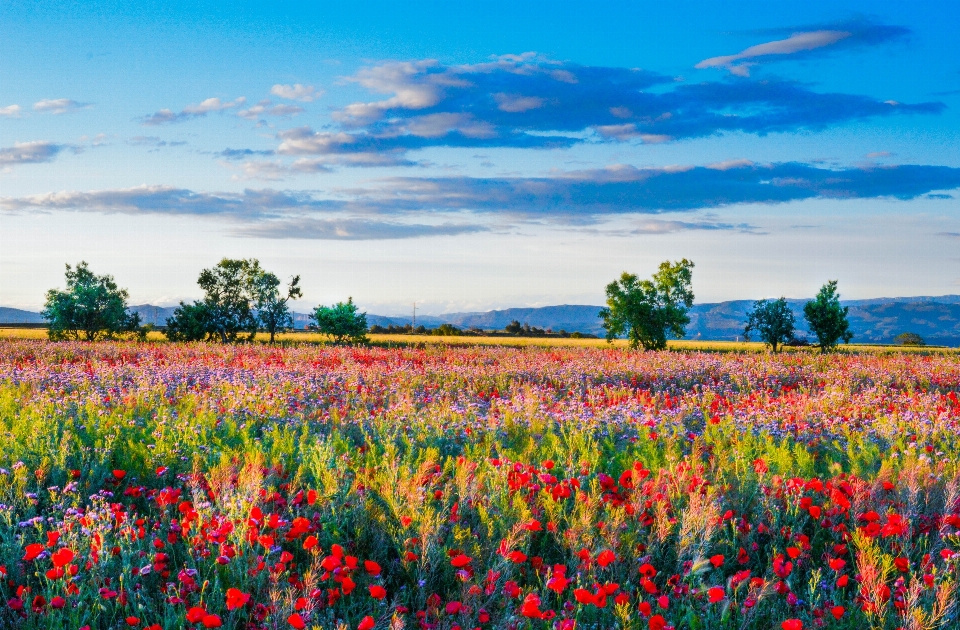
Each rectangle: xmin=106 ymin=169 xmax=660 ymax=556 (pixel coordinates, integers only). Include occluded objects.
xmin=781 ymin=620 xmax=803 ymax=630
xmin=708 ymin=587 xmax=725 ymax=603
xmin=358 ymin=616 xmax=375 ymax=630
xmin=649 ymin=615 xmax=667 ymax=630
xmin=450 ymin=554 xmax=472 ymax=568
xmin=186 ymin=607 xmax=207 ymax=623
xmin=369 ymin=585 xmax=386 ymax=600
xmin=23 ymin=544 xmax=44 ymax=562
xmin=225 ymin=588 xmax=250 ymax=611
xmin=202 ymin=615 xmax=222 ymax=628
xmin=51 ymin=548 xmax=74 ymax=568
xmin=288 ymin=613 xmax=306 ymax=629
xmin=596 ymin=550 xmax=616 ymax=567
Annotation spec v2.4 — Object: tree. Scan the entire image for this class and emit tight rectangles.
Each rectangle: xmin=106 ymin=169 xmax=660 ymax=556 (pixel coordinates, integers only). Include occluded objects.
xmin=164 ymin=301 xmax=214 ymax=341
xmin=894 ymin=332 xmax=925 ymax=347
xmin=165 ymin=258 xmax=265 ymax=343
xmin=803 ymin=280 xmax=853 ymax=352
xmin=309 ymin=297 xmax=368 ymax=345
xmin=599 ymin=259 xmax=695 ymax=350
xmin=253 ymin=273 xmax=302 ymax=343
xmin=743 ymin=297 xmax=795 ymax=353
xmin=42 ymin=262 xmax=141 ymax=341
xmin=505 ymin=320 xmax=523 ymax=335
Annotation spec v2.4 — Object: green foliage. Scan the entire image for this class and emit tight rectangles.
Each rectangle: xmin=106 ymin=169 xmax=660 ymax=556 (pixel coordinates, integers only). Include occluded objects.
xmin=599 ymin=259 xmax=695 ymax=350
xmin=165 ymin=259 xmax=302 ymax=343
xmin=253 ymin=272 xmax=302 ymax=343
xmin=743 ymin=297 xmax=795 ymax=353
xmin=41 ymin=262 xmax=141 ymax=341
xmin=197 ymin=258 xmax=263 ymax=343
xmin=432 ymin=323 xmax=463 ymax=336
xmin=894 ymin=332 xmax=925 ymax=346
xmin=803 ymin=280 xmax=853 ymax=352
xmin=309 ymin=297 xmax=368 ymax=344
xmin=164 ymin=301 xmax=214 ymax=341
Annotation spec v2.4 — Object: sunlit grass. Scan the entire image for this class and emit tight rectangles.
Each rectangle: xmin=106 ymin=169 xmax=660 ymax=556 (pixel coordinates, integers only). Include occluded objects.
xmin=1 ymin=327 xmax=954 ymax=352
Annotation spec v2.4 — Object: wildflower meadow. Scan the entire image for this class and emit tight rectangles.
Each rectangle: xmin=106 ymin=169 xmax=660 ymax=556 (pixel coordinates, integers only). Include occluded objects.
xmin=0 ymin=340 xmax=958 ymax=630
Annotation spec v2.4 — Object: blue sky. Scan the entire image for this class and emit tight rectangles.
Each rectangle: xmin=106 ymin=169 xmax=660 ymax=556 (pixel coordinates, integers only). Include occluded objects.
xmin=2 ymin=1 xmax=960 ymax=314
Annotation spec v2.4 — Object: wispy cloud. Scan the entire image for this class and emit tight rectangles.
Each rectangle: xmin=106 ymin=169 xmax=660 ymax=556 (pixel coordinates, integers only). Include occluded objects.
xmin=0 ymin=104 xmax=21 ymax=118
xmin=234 ymin=218 xmax=487 ymax=240
xmin=237 ymin=100 xmax=305 ymax=120
xmin=0 ymin=141 xmax=65 ymax=167
xmin=696 ymin=19 xmax=909 ymax=76
xmin=126 ymin=136 xmax=188 ymax=148
xmin=8 ymin=162 xmax=959 ymax=225
xmin=256 ymin=53 xmax=940 ymax=171
xmin=219 ymin=148 xmax=275 ymax=160
xmin=141 ymin=97 xmax=246 ymax=125
xmin=333 ymin=162 xmax=960 ymax=216
xmin=270 ymin=83 xmax=322 ymax=102
xmin=0 ymin=185 xmax=320 ymax=218
xmin=33 ymin=98 xmax=91 ymax=114
xmin=619 ymin=219 xmax=761 ymax=235
xmin=0 ymin=184 xmax=486 ymax=240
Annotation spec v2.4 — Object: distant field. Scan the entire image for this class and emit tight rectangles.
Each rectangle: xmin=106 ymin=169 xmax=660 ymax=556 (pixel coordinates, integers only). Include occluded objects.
xmin=1 ymin=327 xmax=954 ymax=353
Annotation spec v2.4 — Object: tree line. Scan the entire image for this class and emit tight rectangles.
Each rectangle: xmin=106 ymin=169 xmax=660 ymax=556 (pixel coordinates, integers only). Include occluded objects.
xmin=599 ymin=259 xmax=855 ymax=352
xmin=40 ymin=258 xmax=884 ymax=351
xmin=42 ymin=260 xmax=368 ymax=344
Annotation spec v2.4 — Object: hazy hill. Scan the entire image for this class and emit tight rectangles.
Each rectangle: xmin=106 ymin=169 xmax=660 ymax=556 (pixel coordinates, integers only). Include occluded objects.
xmin=0 ymin=307 xmax=45 ymax=324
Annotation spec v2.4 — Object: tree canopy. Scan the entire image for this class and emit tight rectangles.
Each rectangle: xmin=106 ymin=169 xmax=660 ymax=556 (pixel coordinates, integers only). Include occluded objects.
xmin=744 ymin=297 xmax=795 ymax=353
xmin=309 ymin=298 xmax=368 ymax=345
xmin=165 ymin=258 xmax=269 ymax=343
xmin=42 ymin=262 xmax=141 ymax=341
xmin=253 ymin=272 xmax=302 ymax=343
xmin=599 ymin=259 xmax=695 ymax=350
xmin=803 ymin=280 xmax=853 ymax=352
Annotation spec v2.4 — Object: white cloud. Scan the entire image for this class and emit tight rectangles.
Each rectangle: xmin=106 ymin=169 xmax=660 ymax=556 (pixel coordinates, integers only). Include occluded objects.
xmin=401 ymin=113 xmax=496 ymax=139
xmin=706 ymin=159 xmax=755 ymax=171
xmin=334 ymin=60 xmax=471 ymax=125
xmin=0 ymin=141 xmax=64 ymax=166
xmin=0 ymin=104 xmax=21 ymax=118
xmin=270 ymin=83 xmax=322 ymax=102
xmin=33 ymin=99 xmax=90 ymax=115
xmin=182 ymin=97 xmax=246 ymax=115
xmin=493 ymin=93 xmax=545 ymax=112
xmin=237 ymin=100 xmax=305 ymax=120
xmin=141 ymin=97 xmax=246 ymax=125
xmin=594 ymin=124 xmax=671 ymax=143
xmin=696 ymin=30 xmax=852 ymax=75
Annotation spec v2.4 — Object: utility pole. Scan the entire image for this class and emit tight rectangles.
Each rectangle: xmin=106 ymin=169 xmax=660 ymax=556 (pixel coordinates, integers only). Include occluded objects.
xmin=412 ymin=302 xmax=416 ymax=328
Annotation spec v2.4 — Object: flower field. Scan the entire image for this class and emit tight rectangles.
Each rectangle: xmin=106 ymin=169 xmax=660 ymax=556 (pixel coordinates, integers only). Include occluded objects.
xmin=0 ymin=341 xmax=959 ymax=630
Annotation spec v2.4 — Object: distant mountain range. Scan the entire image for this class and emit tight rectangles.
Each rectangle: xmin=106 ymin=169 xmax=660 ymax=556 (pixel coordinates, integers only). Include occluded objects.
xmin=5 ymin=296 xmax=960 ymax=345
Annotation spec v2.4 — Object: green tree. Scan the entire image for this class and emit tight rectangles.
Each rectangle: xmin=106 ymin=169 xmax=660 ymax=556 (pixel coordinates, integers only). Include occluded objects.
xmin=254 ymin=273 xmax=302 ymax=343
xmin=803 ymin=280 xmax=853 ymax=352
xmin=166 ymin=259 xmax=266 ymax=343
xmin=164 ymin=301 xmax=214 ymax=342
xmin=893 ymin=332 xmax=925 ymax=347
xmin=309 ymin=297 xmax=368 ymax=345
xmin=599 ymin=259 xmax=695 ymax=350
xmin=42 ymin=262 xmax=141 ymax=341
xmin=743 ymin=297 xmax=795 ymax=353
